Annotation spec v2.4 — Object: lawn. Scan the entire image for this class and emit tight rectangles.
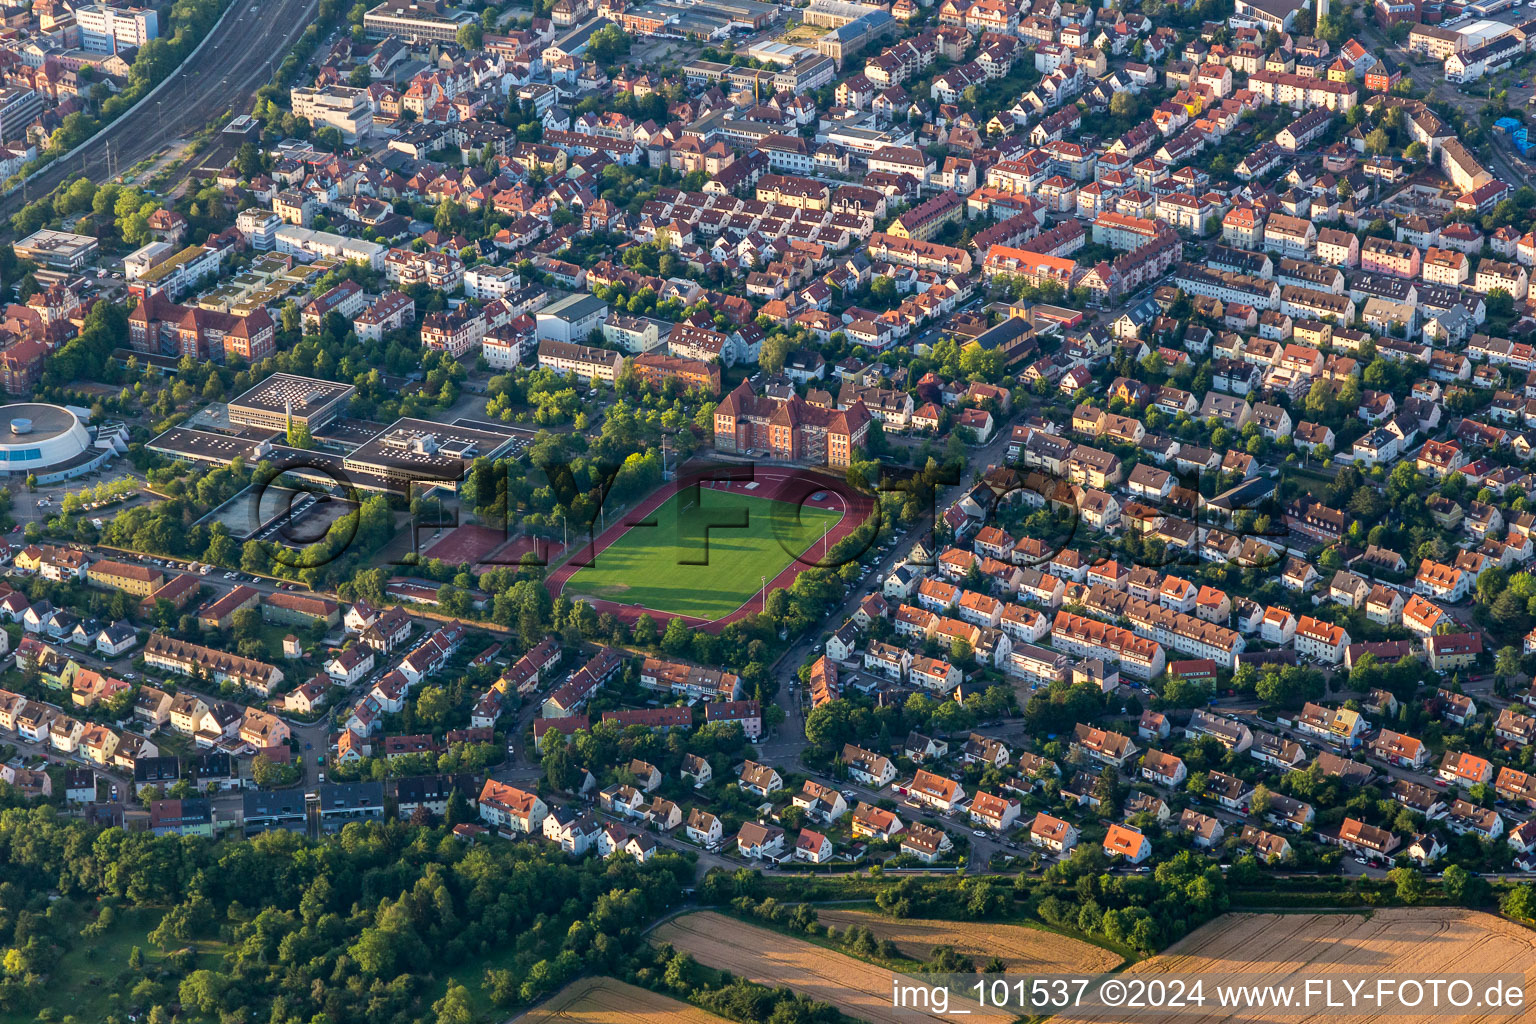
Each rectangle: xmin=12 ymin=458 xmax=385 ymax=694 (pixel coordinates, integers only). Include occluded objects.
xmin=561 ymin=487 xmax=843 ymax=620
xmin=0 ymin=906 xmax=227 ymax=1024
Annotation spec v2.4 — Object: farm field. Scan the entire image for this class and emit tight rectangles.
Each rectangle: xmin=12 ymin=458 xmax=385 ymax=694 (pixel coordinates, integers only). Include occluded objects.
xmin=652 ymin=911 xmax=1017 ymax=1024
xmin=561 ymin=486 xmax=843 ymax=620
xmin=517 ymin=977 xmax=728 ymax=1024
xmin=1119 ymin=909 xmax=1536 ymax=1024
xmin=813 ymin=907 xmax=1123 ymax=974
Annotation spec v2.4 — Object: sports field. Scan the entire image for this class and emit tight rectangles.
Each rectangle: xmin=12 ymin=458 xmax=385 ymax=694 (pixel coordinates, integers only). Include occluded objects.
xmin=560 ymin=484 xmax=844 ymax=620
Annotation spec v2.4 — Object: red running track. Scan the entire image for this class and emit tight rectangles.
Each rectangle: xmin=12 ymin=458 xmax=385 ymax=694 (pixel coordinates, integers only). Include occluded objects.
xmin=546 ymin=464 xmax=875 ymax=633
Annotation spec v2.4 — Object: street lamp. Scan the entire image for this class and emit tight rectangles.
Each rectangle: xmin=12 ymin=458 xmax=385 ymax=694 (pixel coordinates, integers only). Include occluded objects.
xmin=760 ymin=574 xmax=767 ymax=612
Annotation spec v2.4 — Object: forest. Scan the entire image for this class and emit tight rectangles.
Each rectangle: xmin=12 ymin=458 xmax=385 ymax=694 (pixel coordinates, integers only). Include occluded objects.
xmin=0 ymin=808 xmax=692 ymax=1024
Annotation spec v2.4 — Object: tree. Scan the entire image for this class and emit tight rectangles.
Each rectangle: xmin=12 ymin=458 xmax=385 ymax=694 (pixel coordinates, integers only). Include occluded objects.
xmin=542 ymin=735 xmax=574 ymax=791
xmin=315 ymin=126 xmax=344 ymax=152
xmin=241 ymin=539 xmax=269 ymax=575
xmin=205 ymin=525 xmax=238 ymax=567
xmin=950 ymin=637 xmax=973 ymax=665
xmin=121 ymin=212 xmax=152 ymax=247
xmin=178 ymin=971 xmax=229 ymax=1016
xmin=1109 ymin=91 xmax=1136 ymax=118
xmin=416 ymin=684 xmax=452 ymax=727
xmin=1388 ymin=866 xmax=1426 ymax=904
xmin=286 ymin=418 xmax=314 ymax=448
xmin=1254 ymin=665 xmax=1324 ymax=709
xmin=1502 ymin=883 xmax=1536 ymax=924
xmin=1365 ymin=127 xmax=1390 ymax=155
xmin=1497 ymin=645 xmax=1522 ymax=680
xmin=1486 ymin=288 xmax=1515 ymax=327
xmin=1492 ymin=590 xmax=1525 ymax=629
xmin=1437 ymin=865 xmax=1474 ymax=902
xmin=252 ymin=754 xmax=297 ymax=788
xmin=661 ymin=616 xmax=691 ymax=655
xmin=434 ymin=980 xmax=476 ymax=1024
xmin=759 ymin=332 xmax=792 ymax=374
xmin=585 ymin=24 xmax=631 ymax=64
xmin=456 ymin=20 xmax=482 ymax=48
xmin=231 ymin=606 xmax=261 ymax=642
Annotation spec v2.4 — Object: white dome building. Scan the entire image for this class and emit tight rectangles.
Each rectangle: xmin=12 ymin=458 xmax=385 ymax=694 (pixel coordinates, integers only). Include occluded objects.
xmin=0 ymin=404 xmax=120 ymax=482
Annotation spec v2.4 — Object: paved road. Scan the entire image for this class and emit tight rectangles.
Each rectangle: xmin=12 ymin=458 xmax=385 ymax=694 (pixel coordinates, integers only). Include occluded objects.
xmin=772 ymin=408 xmax=1016 ymax=714
xmin=0 ymin=0 xmax=318 ymax=221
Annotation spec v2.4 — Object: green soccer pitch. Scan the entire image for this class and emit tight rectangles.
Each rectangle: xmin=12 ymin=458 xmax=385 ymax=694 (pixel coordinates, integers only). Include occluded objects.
xmin=560 ymin=487 xmax=845 ymax=621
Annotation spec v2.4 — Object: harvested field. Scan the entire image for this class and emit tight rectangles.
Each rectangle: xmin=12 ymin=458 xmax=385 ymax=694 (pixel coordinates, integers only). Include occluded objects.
xmin=518 ymin=977 xmax=728 ymax=1024
xmin=653 ymin=911 xmax=1017 ymax=1024
xmin=814 ymin=907 xmax=1122 ymax=974
xmin=1117 ymin=909 xmax=1536 ymax=1024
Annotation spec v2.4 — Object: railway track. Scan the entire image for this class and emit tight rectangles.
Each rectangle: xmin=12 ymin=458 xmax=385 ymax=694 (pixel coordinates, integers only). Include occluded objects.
xmin=1 ymin=0 xmax=319 ymax=223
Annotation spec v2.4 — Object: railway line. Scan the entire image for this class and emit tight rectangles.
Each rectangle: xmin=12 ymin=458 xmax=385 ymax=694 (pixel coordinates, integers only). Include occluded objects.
xmin=0 ymin=0 xmax=318 ymax=223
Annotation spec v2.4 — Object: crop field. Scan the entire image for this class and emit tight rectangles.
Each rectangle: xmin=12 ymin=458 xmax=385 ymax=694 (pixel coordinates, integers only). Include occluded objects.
xmin=518 ymin=977 xmax=728 ymax=1024
xmin=652 ymin=911 xmax=1017 ymax=1024
xmin=813 ymin=908 xmax=1123 ymax=974
xmin=1119 ymin=909 xmax=1536 ymax=1024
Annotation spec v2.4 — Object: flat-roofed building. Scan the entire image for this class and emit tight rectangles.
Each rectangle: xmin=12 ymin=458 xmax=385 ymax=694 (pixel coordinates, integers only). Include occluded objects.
xmin=363 ymin=0 xmax=477 ymax=39
xmin=535 ymin=293 xmax=610 ymax=344
xmin=342 ymin=417 xmax=528 ymax=490
xmin=227 ymin=373 xmax=356 ymax=432
xmin=76 ymin=4 xmax=158 ymax=51
xmin=273 ymin=226 xmax=385 ymax=268
xmin=290 ymin=84 xmax=374 ymax=143
xmin=14 ymin=230 xmax=98 ymax=270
